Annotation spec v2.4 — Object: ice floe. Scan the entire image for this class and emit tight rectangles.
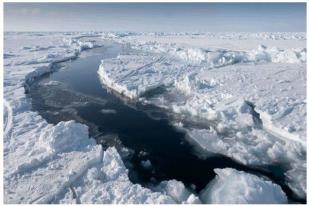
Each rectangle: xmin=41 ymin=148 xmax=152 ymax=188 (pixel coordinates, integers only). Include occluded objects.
xmin=200 ymin=168 xmax=288 ymax=204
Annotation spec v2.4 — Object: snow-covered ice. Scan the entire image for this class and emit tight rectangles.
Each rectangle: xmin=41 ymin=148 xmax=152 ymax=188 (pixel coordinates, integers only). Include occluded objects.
xmin=3 ymin=31 xmax=306 ymax=203
xmin=3 ymin=32 xmax=200 ymax=203
xmin=99 ymin=32 xmax=306 ymax=199
xmin=58 ymin=147 xmax=192 ymax=204
xmin=152 ymin=179 xmax=201 ymax=204
xmin=200 ymin=168 xmax=288 ymax=204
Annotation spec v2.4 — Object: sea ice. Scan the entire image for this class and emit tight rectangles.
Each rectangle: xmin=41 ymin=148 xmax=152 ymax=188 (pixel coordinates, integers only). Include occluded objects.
xmin=98 ymin=32 xmax=306 ymax=199
xmin=3 ymin=32 xmax=198 ymax=203
xmin=200 ymin=168 xmax=288 ymax=204
xmin=3 ymin=31 xmax=306 ymax=203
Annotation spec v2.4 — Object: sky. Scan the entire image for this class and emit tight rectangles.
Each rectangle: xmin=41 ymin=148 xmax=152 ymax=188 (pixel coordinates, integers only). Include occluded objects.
xmin=4 ymin=3 xmax=307 ymax=32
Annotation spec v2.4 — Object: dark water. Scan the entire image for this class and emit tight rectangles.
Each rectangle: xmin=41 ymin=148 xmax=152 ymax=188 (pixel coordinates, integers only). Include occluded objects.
xmin=28 ymin=42 xmax=305 ymax=203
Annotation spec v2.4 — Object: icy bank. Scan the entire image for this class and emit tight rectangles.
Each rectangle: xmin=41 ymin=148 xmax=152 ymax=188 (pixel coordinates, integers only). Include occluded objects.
xmin=98 ymin=54 xmax=185 ymax=99
xmin=3 ymin=32 xmax=199 ymax=203
xmin=59 ymin=147 xmax=200 ymax=204
xmin=200 ymin=168 xmax=288 ymax=204
xmin=98 ymin=33 xmax=306 ymax=199
xmin=6 ymin=118 xmax=194 ymax=203
xmin=4 ymin=32 xmax=103 ymax=203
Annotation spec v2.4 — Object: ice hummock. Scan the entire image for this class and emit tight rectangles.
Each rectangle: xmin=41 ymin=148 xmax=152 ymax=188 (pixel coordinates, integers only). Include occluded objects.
xmin=199 ymin=168 xmax=288 ymax=204
xmin=59 ymin=147 xmax=198 ymax=204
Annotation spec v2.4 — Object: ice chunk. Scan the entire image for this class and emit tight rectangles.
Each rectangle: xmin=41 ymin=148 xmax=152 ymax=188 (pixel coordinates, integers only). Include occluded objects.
xmin=39 ymin=120 xmax=96 ymax=154
xmin=140 ymin=159 xmax=152 ymax=170
xmin=59 ymin=147 xmax=191 ymax=204
xmin=154 ymin=179 xmax=201 ymax=203
xmin=100 ymin=109 xmax=117 ymax=114
xmin=200 ymin=168 xmax=288 ymax=204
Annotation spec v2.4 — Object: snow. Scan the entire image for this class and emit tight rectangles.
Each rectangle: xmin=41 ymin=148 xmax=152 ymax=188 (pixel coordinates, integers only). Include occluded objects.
xmin=200 ymin=168 xmax=288 ymax=204
xmin=3 ymin=99 xmax=13 ymax=138
xmin=116 ymin=32 xmax=305 ymax=51
xmin=98 ymin=32 xmax=306 ymax=199
xmin=59 ymin=147 xmax=183 ymax=204
xmin=4 ymin=31 xmax=306 ymax=203
xmin=167 ymin=45 xmax=306 ymax=66
xmin=3 ymin=32 xmax=199 ymax=203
